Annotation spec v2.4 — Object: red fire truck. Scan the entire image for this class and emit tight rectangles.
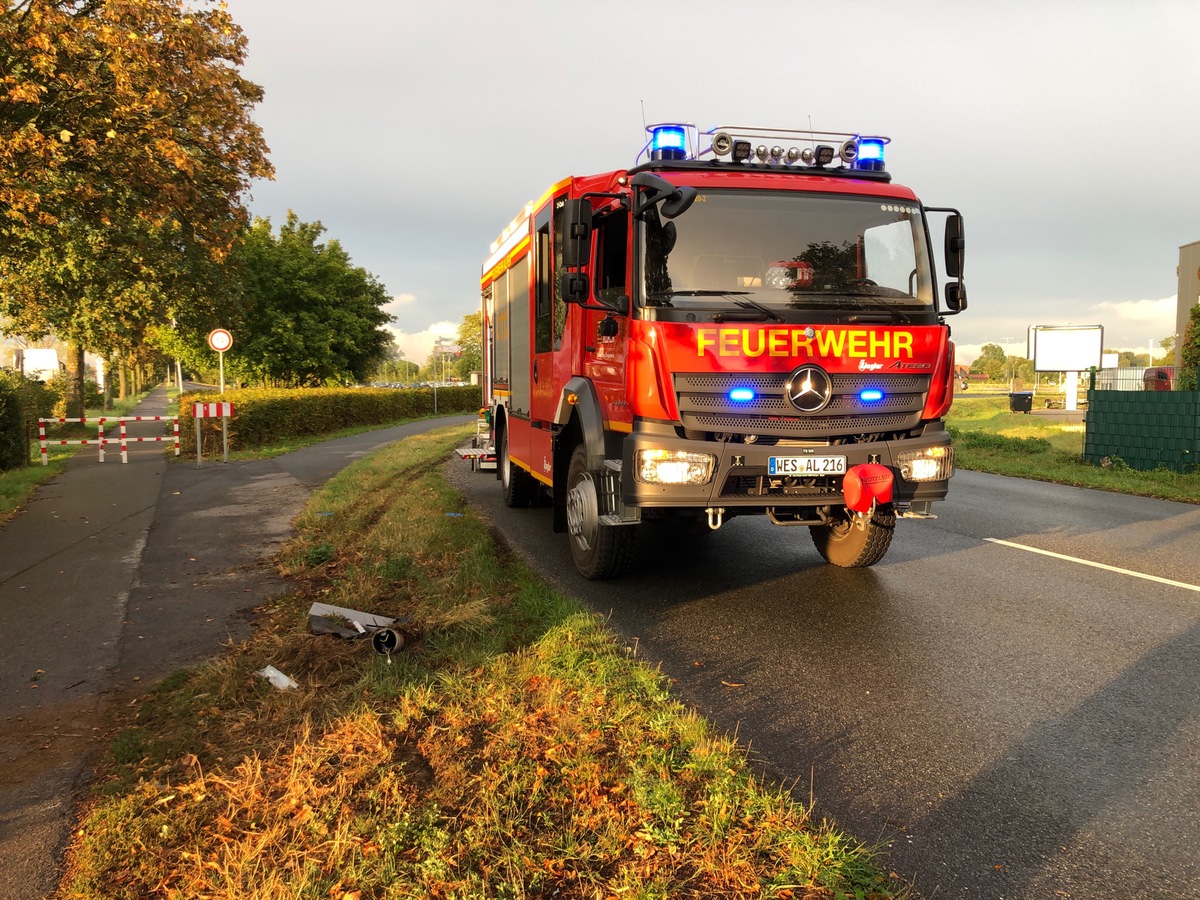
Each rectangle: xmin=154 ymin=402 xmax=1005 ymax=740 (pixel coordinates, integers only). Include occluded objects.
xmin=475 ymin=123 xmax=966 ymax=579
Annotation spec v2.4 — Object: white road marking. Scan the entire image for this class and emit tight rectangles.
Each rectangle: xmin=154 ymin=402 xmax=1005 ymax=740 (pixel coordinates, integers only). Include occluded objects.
xmin=985 ymin=538 xmax=1200 ymax=593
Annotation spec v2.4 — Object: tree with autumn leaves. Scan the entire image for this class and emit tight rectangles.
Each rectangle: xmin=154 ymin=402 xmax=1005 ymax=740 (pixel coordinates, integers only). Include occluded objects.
xmin=1 ymin=0 xmax=271 ymax=412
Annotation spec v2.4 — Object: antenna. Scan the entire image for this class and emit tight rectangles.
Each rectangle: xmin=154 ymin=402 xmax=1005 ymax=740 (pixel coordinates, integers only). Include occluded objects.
xmin=640 ymin=99 xmax=647 ymax=132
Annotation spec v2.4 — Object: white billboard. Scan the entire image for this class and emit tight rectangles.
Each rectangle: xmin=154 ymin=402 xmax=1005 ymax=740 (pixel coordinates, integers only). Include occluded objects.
xmin=1028 ymin=325 xmax=1104 ymax=372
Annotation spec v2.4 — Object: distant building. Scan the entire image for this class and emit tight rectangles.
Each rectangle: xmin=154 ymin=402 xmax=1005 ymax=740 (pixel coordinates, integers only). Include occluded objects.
xmin=1177 ymin=240 xmax=1200 ymax=369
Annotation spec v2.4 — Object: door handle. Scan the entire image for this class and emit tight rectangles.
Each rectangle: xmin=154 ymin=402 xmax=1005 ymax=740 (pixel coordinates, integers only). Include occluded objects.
xmin=533 ymin=359 xmax=539 ymax=383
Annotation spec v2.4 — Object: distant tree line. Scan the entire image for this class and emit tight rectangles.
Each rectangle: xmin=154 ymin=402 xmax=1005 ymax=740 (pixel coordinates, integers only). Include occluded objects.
xmin=969 ymin=336 xmax=1179 ymax=386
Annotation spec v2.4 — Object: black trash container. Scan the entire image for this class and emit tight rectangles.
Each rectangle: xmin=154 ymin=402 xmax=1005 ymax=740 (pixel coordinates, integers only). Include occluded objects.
xmin=1008 ymin=391 xmax=1033 ymax=413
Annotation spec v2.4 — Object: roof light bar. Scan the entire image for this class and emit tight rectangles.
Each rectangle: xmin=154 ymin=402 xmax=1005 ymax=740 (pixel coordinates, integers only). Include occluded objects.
xmin=698 ymin=126 xmax=891 ymax=173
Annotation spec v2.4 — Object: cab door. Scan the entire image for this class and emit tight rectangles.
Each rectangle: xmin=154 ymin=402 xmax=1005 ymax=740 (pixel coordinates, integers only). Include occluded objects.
xmin=585 ymin=206 xmax=632 ymax=434
xmin=528 ymin=195 xmax=568 ymax=481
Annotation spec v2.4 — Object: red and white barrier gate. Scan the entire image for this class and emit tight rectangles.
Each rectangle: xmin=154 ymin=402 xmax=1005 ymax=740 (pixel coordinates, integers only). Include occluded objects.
xmin=38 ymin=416 xmax=181 ymax=465
xmin=193 ymin=402 xmax=235 ymax=466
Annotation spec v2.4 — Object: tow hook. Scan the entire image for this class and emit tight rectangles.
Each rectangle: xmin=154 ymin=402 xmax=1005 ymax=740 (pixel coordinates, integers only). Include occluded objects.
xmin=852 ymin=504 xmax=874 ymax=531
xmin=706 ymin=507 xmax=726 ymax=530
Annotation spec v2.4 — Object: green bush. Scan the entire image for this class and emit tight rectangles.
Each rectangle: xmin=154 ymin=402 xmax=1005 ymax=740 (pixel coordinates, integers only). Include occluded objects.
xmin=178 ymin=385 xmax=483 ymax=455
xmin=45 ymin=372 xmax=104 ymax=417
xmin=0 ymin=372 xmax=55 ymax=470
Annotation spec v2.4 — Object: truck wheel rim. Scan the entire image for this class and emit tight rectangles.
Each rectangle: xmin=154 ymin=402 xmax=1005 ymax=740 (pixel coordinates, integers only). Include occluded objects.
xmin=566 ymin=473 xmax=598 ymax=552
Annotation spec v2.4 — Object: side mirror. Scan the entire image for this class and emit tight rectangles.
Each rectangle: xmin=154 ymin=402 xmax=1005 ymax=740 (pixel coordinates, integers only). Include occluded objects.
xmin=560 ymin=199 xmax=592 ymax=269
xmin=661 ymin=186 xmax=698 ymax=220
xmin=564 ymin=272 xmax=589 ymax=303
xmin=945 ymin=281 xmax=967 ymax=312
xmin=944 ymin=213 xmax=965 ymax=279
xmin=630 ymin=172 xmax=697 ymax=219
xmin=595 ymin=291 xmax=629 ymax=315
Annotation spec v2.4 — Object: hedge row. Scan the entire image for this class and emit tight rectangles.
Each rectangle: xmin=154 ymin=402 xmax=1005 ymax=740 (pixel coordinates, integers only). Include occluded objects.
xmin=0 ymin=373 xmax=55 ymax=471
xmin=178 ymin=385 xmax=483 ymax=455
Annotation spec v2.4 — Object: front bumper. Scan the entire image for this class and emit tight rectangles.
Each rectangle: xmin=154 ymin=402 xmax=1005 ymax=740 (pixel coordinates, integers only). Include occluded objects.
xmin=621 ymin=420 xmax=952 ymax=512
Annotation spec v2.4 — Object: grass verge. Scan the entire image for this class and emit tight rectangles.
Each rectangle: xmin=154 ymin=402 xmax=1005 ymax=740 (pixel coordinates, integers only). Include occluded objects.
xmin=947 ymin=396 xmax=1200 ymax=503
xmin=62 ymin=424 xmax=898 ymax=900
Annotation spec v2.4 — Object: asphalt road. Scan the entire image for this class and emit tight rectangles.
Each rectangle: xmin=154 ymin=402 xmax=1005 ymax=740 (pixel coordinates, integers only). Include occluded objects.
xmin=447 ymin=463 xmax=1200 ymax=899
xmin=0 ymin=387 xmax=472 ymax=900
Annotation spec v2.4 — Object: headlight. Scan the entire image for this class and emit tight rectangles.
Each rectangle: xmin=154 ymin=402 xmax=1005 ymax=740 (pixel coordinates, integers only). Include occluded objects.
xmin=634 ymin=449 xmax=716 ymax=485
xmin=897 ymin=446 xmax=954 ymax=482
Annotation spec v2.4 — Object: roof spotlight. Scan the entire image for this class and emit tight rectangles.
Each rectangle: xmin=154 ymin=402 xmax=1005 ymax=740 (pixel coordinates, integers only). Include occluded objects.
xmin=769 ymin=145 xmax=784 ymax=162
xmin=755 ymin=145 xmax=769 ymax=161
xmin=710 ymin=131 xmax=733 ymax=156
xmin=813 ymin=145 xmax=835 ymax=166
xmin=839 ymin=139 xmax=858 ymax=164
xmin=785 ymin=147 xmax=801 ymax=163
xmin=800 ymin=147 xmax=815 ymax=164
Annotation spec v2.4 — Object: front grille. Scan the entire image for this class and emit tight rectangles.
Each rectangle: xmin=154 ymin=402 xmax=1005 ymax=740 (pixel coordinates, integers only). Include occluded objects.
xmin=674 ymin=371 xmax=930 ymax=439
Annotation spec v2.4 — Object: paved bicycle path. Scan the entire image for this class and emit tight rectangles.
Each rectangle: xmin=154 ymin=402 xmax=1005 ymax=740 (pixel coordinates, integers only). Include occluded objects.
xmin=0 ymin=387 xmax=472 ymax=899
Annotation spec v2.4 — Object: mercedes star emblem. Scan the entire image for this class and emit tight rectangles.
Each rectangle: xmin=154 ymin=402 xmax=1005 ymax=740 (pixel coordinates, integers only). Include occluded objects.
xmin=784 ymin=365 xmax=833 ymax=413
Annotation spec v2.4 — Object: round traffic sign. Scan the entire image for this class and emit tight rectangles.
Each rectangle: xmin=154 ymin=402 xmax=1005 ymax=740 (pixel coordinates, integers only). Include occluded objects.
xmin=207 ymin=328 xmax=233 ymax=352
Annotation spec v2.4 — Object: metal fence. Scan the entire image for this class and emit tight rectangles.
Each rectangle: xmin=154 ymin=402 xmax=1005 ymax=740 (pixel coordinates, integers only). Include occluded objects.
xmin=1090 ymin=366 xmax=1178 ymax=391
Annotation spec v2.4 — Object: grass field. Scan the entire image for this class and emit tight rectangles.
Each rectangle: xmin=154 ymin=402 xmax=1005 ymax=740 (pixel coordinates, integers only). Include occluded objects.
xmin=946 ymin=395 xmax=1200 ymax=504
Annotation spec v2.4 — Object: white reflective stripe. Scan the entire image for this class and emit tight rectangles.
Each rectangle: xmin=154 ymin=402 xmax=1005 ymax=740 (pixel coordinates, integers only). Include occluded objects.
xmin=985 ymin=538 xmax=1200 ymax=594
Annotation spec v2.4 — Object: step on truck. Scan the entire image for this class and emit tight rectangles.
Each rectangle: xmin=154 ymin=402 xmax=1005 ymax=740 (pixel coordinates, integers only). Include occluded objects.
xmin=476 ymin=122 xmax=967 ymax=579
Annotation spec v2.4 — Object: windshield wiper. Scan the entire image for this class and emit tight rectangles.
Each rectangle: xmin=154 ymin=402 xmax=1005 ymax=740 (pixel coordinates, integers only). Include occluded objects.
xmin=841 ymin=296 xmax=912 ymax=324
xmin=647 ymin=289 xmax=786 ymax=323
xmin=648 ymin=290 xmax=752 ymax=298
xmin=728 ymin=296 xmax=784 ymax=322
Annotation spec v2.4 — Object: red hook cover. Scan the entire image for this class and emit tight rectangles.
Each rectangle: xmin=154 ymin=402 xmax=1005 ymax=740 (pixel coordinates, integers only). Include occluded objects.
xmin=842 ymin=463 xmax=894 ymax=513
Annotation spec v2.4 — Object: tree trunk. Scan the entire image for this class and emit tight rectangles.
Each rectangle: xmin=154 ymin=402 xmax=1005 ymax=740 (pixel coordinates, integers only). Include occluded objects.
xmin=118 ymin=360 xmax=128 ymax=401
xmin=103 ymin=358 xmax=115 ymax=410
xmin=66 ymin=342 xmax=86 ymax=419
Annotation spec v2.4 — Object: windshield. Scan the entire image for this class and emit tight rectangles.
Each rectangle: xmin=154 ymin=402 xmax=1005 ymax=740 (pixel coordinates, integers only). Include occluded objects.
xmin=637 ymin=190 xmax=935 ymax=322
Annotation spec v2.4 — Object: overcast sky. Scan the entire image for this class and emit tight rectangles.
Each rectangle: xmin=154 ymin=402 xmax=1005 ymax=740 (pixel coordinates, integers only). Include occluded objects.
xmin=224 ymin=0 xmax=1200 ymax=365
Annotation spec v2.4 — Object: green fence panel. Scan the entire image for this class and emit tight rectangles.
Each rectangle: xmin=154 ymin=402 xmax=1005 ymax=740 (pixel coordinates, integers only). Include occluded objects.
xmin=1085 ymin=388 xmax=1200 ymax=472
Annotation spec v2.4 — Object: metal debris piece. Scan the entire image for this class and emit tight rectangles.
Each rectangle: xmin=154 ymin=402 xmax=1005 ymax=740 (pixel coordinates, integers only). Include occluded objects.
xmin=307 ymin=602 xmax=411 ymax=652
xmin=307 ymin=602 xmax=395 ymax=637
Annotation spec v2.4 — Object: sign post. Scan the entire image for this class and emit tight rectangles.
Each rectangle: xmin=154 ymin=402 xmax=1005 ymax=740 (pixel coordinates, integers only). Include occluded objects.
xmin=207 ymin=328 xmax=233 ymax=394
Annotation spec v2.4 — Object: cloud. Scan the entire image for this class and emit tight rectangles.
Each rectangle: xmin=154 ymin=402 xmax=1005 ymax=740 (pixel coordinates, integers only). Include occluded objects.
xmin=388 ymin=320 xmax=459 ymax=363
xmin=381 ymin=293 xmax=418 ymax=321
xmin=1092 ymin=295 xmax=1174 ymax=322
xmin=1091 ymin=296 xmax=1178 ymax=349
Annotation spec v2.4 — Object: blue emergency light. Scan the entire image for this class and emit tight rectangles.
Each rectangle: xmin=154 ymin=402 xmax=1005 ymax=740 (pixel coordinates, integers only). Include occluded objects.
xmin=651 ymin=125 xmax=688 ymax=161
xmin=729 ymin=388 xmax=756 ymax=403
xmin=855 ymin=138 xmax=886 ymax=172
xmin=859 ymin=389 xmax=884 ymax=403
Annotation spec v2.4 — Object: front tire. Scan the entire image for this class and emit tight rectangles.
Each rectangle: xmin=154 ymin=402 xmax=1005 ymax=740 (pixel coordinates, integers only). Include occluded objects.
xmin=565 ymin=444 xmax=635 ymax=579
xmin=809 ymin=506 xmax=896 ymax=568
xmin=499 ymin=426 xmax=534 ymax=508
